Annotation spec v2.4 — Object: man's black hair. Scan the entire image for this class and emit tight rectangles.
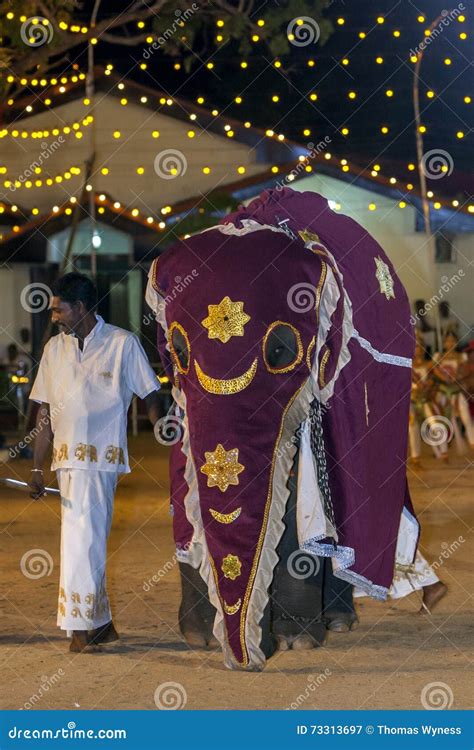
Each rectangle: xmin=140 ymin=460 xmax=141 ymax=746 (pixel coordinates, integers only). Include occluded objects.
xmin=51 ymin=272 xmax=97 ymax=312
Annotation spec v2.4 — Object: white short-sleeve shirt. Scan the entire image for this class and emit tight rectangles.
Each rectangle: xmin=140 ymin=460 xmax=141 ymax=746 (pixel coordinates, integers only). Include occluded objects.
xmin=29 ymin=315 xmax=160 ymax=474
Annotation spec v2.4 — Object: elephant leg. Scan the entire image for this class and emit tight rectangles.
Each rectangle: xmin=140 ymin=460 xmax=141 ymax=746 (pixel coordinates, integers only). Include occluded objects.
xmin=321 ymin=557 xmax=358 ymax=632
xmin=178 ymin=562 xmax=276 ymax=658
xmin=270 ymin=452 xmax=326 ymax=651
xmin=178 ymin=562 xmax=218 ymax=648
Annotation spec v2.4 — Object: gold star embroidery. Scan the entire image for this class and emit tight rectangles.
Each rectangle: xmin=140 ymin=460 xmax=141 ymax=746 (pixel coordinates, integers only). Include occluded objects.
xmin=202 ymin=296 xmax=250 ymax=343
xmin=222 ymin=554 xmax=242 ymax=581
xmin=375 ymin=256 xmax=395 ymax=300
xmin=200 ymin=444 xmax=244 ymax=492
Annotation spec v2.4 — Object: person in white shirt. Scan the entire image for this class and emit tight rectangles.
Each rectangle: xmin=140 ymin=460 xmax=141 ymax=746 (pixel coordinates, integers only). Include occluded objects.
xmin=29 ymin=272 xmax=161 ymax=653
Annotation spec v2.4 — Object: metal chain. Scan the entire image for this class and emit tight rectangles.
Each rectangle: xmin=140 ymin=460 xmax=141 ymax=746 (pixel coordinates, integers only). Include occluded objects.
xmin=309 ymin=398 xmax=337 ymax=537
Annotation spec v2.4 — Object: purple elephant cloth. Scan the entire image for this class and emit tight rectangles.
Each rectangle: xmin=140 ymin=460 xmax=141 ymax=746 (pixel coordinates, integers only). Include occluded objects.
xmin=147 ymin=188 xmax=416 ymax=670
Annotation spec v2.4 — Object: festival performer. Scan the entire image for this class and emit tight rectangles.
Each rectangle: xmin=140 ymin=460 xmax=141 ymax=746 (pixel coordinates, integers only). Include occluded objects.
xmin=458 ymin=340 xmax=474 ymax=422
xmin=433 ymin=332 xmax=474 ymax=451
xmin=409 ymin=333 xmax=448 ymax=463
xmin=29 ymin=273 xmax=161 ymax=653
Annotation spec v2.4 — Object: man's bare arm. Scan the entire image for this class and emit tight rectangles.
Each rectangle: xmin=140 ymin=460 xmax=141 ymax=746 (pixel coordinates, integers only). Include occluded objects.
xmin=29 ymin=403 xmax=53 ymax=498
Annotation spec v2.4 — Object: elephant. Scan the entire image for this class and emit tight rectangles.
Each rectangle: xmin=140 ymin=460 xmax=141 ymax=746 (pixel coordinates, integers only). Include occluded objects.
xmin=145 ymin=187 xmax=416 ymax=671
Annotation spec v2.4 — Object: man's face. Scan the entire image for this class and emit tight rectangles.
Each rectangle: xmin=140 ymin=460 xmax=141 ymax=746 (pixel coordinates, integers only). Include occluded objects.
xmin=49 ymin=296 xmax=85 ymax=334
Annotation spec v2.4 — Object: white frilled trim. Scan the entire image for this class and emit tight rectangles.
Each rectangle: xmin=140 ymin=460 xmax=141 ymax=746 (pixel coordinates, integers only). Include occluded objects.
xmin=351 ymin=329 xmax=412 ymax=368
xmin=308 ymin=251 xmax=354 ymax=406
xmin=170 ymin=387 xmax=203 ymax=571
xmin=145 ymin=263 xmax=171 ymax=361
xmin=201 ymin=219 xmax=289 ymax=239
xmin=175 ymin=546 xmax=190 ymax=563
xmin=302 ymin=538 xmax=388 ymax=600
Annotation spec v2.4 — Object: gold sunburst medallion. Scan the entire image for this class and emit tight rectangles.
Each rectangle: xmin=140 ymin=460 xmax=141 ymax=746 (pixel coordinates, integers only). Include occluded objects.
xmin=202 ymin=296 xmax=250 ymax=343
xmin=200 ymin=444 xmax=245 ymax=492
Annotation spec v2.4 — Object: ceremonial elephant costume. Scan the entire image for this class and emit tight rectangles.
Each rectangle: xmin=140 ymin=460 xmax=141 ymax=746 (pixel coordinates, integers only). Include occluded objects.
xmin=145 ymin=188 xmax=417 ymax=671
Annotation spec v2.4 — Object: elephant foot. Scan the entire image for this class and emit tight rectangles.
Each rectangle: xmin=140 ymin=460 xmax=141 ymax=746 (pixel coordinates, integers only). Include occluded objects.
xmin=273 ymin=615 xmax=326 ymax=651
xmin=324 ymin=612 xmax=359 ymax=632
xmin=178 ymin=562 xmax=219 ymax=650
xmin=179 ymin=611 xmax=219 ymax=649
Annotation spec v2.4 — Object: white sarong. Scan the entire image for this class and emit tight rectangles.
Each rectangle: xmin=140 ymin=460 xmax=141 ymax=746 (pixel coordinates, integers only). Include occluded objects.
xmin=387 ymin=550 xmax=439 ymax=599
xmin=56 ymin=468 xmax=118 ymax=631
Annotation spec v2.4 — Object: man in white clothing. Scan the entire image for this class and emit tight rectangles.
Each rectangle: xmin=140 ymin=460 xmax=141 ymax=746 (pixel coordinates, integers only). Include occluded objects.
xmin=29 ymin=272 xmax=161 ymax=653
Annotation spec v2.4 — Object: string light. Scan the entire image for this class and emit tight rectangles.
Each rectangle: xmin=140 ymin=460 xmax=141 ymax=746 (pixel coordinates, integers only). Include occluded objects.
xmin=7 ymin=72 xmax=87 ymax=88
xmin=0 ymin=116 xmax=93 ymax=139
xmin=3 ymin=166 xmax=81 ymax=191
xmin=0 ymin=15 xmax=469 ymax=228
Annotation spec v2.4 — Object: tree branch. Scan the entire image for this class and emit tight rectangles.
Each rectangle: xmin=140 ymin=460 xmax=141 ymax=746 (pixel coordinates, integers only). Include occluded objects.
xmin=99 ymin=31 xmax=150 ymax=46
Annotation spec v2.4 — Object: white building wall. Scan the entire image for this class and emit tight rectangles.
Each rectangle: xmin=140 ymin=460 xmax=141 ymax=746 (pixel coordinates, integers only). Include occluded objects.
xmin=2 ymin=96 xmax=268 ymax=214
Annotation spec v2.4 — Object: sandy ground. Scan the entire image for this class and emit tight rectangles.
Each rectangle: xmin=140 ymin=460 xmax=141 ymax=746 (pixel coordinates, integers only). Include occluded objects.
xmin=0 ymin=434 xmax=472 ymax=711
